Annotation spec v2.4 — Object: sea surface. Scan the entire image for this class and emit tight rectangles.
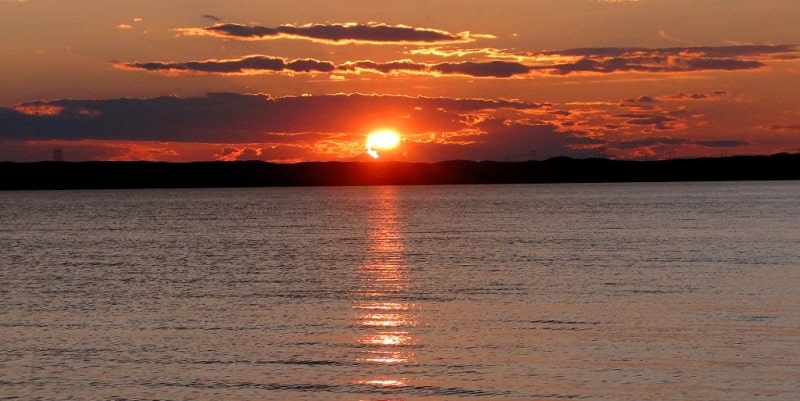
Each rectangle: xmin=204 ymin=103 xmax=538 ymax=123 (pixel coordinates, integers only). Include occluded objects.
xmin=1 ymin=181 xmax=798 ymax=401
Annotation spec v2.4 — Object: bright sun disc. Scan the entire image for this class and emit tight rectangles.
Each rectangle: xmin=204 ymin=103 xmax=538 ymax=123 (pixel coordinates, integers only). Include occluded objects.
xmin=366 ymin=129 xmax=400 ymax=158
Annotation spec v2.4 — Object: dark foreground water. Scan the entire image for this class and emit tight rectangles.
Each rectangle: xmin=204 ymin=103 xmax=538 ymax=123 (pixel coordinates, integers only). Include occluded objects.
xmin=1 ymin=182 xmax=798 ymax=400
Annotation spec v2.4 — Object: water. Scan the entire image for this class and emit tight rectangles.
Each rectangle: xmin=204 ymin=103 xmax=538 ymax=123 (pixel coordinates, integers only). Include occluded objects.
xmin=1 ymin=182 xmax=798 ymax=400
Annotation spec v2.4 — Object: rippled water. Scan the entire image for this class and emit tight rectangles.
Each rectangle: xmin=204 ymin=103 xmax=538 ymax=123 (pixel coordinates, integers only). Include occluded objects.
xmin=1 ymin=182 xmax=799 ymax=400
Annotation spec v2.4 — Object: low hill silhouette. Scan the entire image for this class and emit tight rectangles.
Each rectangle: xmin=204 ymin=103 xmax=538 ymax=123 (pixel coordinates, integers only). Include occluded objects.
xmin=1 ymin=153 xmax=799 ymax=190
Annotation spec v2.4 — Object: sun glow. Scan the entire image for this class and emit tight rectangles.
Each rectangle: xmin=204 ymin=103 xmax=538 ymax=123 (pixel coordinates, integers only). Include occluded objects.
xmin=366 ymin=129 xmax=401 ymax=158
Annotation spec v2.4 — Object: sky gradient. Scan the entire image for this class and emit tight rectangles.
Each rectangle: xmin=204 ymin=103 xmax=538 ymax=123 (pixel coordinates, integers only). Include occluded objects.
xmin=1 ymin=0 xmax=799 ymax=162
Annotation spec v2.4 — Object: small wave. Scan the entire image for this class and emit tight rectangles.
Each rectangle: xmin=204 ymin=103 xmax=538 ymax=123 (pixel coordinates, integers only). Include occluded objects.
xmin=133 ymin=378 xmax=569 ymax=398
xmin=527 ymin=319 xmax=604 ymax=325
xmin=732 ymin=314 xmax=779 ymax=322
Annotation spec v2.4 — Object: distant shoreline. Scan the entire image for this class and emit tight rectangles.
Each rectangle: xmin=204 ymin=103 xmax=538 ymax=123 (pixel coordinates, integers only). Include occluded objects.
xmin=2 ymin=153 xmax=799 ymax=190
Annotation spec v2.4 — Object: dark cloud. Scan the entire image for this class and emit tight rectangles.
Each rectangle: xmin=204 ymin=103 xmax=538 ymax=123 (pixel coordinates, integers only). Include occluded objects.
xmin=551 ymin=45 xmax=798 ymax=59
xmin=656 ymin=91 xmax=728 ymax=101
xmin=621 ymin=95 xmax=657 ymax=110
xmin=180 ymin=22 xmax=488 ymax=44
xmin=611 ymin=138 xmax=747 ymax=154
xmin=201 ymin=14 xmax=222 ymax=22
xmin=695 ymin=140 xmax=748 ymax=148
xmin=614 ymin=137 xmax=689 ymax=149
xmin=341 ymin=59 xmax=531 ymax=77
xmin=119 ymin=56 xmax=531 ymax=78
xmin=402 ymin=119 xmax=602 ymax=161
xmin=203 ymin=23 xmax=276 ymax=38
xmin=475 ymin=119 xmax=602 ymax=160
xmin=616 ymin=113 xmax=678 ymax=129
xmin=681 ymin=58 xmax=762 ymax=71
xmin=286 ymin=59 xmax=337 ymax=72
xmin=338 ymin=59 xmax=427 ymax=74
xmin=237 ymin=148 xmax=260 ymax=160
xmin=0 ymin=93 xmax=541 ymax=144
xmin=540 ymin=56 xmax=764 ymax=75
xmin=670 ymin=93 xmax=706 ymax=100
xmin=533 ymin=45 xmax=798 ymax=75
xmin=431 ymin=61 xmax=530 ymax=77
xmin=117 ymin=56 xmax=335 ymax=74
xmin=763 ymin=124 xmax=800 ymax=131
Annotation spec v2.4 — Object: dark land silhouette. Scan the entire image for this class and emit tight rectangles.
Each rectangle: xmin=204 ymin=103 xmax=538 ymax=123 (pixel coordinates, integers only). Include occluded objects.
xmin=1 ymin=153 xmax=799 ymax=190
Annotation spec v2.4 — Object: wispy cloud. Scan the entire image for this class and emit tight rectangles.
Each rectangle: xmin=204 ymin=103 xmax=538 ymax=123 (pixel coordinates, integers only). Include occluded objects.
xmin=117 ymin=56 xmax=532 ymax=78
xmin=615 ymin=137 xmax=690 ymax=149
xmin=338 ymin=59 xmax=427 ymax=74
xmin=117 ymin=44 xmax=797 ymax=79
xmin=657 ymin=91 xmax=727 ymax=101
xmin=695 ymin=140 xmax=749 ymax=148
xmin=531 ymin=45 xmax=798 ymax=75
xmin=658 ymin=29 xmax=697 ymax=45
xmin=762 ymin=124 xmax=800 ymax=131
xmin=175 ymin=22 xmax=494 ymax=45
xmin=201 ymin=14 xmax=222 ymax=23
xmin=116 ymin=55 xmax=336 ymax=75
xmin=421 ymin=45 xmax=799 ymax=75
xmin=340 ymin=59 xmax=531 ymax=78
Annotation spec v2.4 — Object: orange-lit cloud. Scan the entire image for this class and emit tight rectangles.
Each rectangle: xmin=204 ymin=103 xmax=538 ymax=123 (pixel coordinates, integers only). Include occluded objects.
xmin=0 ymin=90 xmax=794 ymax=162
xmin=117 ymin=54 xmax=533 ymax=78
xmin=13 ymin=103 xmax=64 ymax=116
xmin=175 ymin=22 xmax=493 ymax=45
xmin=531 ymin=45 xmax=798 ymax=75
xmin=420 ymin=45 xmax=799 ymax=74
xmin=763 ymin=124 xmax=800 ymax=131
xmin=116 ymin=55 xmax=335 ymax=75
xmin=117 ymin=45 xmax=798 ymax=79
xmin=117 ymin=56 xmax=536 ymax=78
xmin=338 ymin=59 xmax=427 ymax=74
xmin=340 ymin=59 xmax=530 ymax=78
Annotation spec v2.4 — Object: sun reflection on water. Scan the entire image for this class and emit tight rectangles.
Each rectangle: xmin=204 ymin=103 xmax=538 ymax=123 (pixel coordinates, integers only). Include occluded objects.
xmin=353 ymin=187 xmax=418 ymax=388
xmin=356 ymin=378 xmax=408 ymax=387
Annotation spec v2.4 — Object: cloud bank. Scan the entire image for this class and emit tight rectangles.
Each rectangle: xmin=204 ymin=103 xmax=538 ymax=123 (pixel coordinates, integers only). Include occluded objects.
xmin=116 ymin=45 xmax=799 ymax=78
xmin=0 ymin=91 xmax=762 ymax=162
xmin=0 ymin=93 xmax=541 ymax=143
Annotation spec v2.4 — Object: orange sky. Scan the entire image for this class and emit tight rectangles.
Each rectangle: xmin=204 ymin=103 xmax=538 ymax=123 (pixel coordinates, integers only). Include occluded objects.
xmin=1 ymin=0 xmax=798 ymax=162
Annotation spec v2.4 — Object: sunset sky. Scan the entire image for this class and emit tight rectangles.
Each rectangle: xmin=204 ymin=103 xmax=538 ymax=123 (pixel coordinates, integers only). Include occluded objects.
xmin=1 ymin=0 xmax=798 ymax=162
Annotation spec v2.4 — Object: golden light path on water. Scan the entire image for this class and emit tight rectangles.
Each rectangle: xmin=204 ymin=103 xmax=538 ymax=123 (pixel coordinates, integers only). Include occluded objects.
xmin=353 ymin=186 xmax=417 ymax=388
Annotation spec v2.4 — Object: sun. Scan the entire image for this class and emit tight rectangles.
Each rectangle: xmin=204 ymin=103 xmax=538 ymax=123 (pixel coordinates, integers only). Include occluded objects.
xmin=366 ymin=129 xmax=401 ymax=158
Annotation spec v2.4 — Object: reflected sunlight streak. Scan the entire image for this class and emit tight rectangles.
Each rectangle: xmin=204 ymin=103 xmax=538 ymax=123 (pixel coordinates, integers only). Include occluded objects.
xmin=353 ymin=187 xmax=418 ymax=387
xmin=357 ymin=378 xmax=408 ymax=387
